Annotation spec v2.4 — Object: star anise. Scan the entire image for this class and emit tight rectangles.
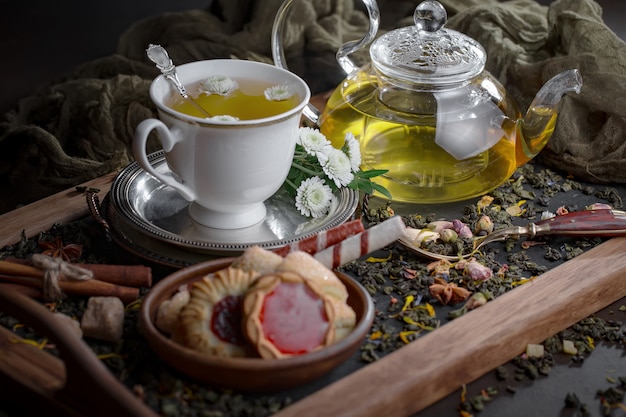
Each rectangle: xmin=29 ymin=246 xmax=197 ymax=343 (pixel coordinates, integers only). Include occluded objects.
xmin=429 ymin=277 xmax=471 ymax=305
xmin=38 ymin=238 xmax=82 ymax=262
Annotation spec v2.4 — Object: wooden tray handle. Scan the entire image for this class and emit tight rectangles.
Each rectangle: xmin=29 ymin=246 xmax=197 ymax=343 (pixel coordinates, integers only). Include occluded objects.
xmin=0 ymin=289 xmax=159 ymax=417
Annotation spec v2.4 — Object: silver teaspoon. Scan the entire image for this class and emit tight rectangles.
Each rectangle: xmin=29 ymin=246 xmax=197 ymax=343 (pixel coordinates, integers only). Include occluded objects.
xmin=146 ymin=44 xmax=212 ymax=118
xmin=400 ymin=209 xmax=626 ymax=261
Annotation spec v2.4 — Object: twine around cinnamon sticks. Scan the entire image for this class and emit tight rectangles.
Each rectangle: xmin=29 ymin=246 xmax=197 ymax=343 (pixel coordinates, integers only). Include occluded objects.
xmin=0 ymin=256 xmax=152 ymax=304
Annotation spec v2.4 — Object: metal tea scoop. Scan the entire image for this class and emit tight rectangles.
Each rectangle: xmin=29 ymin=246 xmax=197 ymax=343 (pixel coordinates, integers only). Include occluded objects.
xmin=399 ymin=209 xmax=626 ymax=261
xmin=146 ymin=44 xmax=212 ymax=118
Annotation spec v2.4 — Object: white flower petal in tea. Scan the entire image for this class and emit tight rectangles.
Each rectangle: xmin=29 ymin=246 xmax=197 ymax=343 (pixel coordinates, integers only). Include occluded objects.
xmin=200 ymin=75 xmax=239 ymax=96
xmin=295 ymin=176 xmax=334 ymax=218
xmin=207 ymin=115 xmax=240 ymax=122
xmin=264 ymin=84 xmax=295 ymax=101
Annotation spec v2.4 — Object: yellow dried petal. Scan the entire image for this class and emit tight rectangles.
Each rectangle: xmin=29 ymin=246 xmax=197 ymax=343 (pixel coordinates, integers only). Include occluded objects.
xmin=399 ymin=330 xmax=420 ymax=344
xmin=401 ymin=295 xmax=415 ymax=312
xmin=365 ymin=252 xmax=392 ymax=263
xmin=369 ymin=330 xmax=383 ymax=340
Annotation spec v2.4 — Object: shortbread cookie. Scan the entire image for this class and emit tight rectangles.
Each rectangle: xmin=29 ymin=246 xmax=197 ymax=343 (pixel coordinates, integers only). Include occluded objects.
xmin=276 ymin=251 xmax=356 ymax=342
xmin=174 ymin=266 xmax=258 ymax=358
xmin=230 ymin=245 xmax=283 ymax=275
xmin=277 ymin=251 xmax=349 ymax=301
xmin=243 ymin=271 xmax=334 ymax=359
xmin=155 ymin=285 xmax=190 ymax=335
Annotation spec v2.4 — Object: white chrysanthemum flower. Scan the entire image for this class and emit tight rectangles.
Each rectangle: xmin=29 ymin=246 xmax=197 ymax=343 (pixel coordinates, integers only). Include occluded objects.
xmin=264 ymin=84 xmax=294 ymax=101
xmin=344 ymin=132 xmax=361 ymax=172
xmin=297 ymin=127 xmax=331 ymax=156
xmin=200 ymin=75 xmax=239 ymax=96
xmin=207 ymin=115 xmax=240 ymax=122
xmin=295 ymin=176 xmax=333 ymax=218
xmin=318 ymin=148 xmax=354 ymax=188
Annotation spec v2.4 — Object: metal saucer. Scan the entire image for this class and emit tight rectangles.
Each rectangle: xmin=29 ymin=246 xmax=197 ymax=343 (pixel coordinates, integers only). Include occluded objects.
xmin=106 ymin=151 xmax=359 ymax=259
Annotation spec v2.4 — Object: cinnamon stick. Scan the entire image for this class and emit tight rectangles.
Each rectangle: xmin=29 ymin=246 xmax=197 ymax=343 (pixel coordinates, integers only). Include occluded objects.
xmin=0 ymin=283 xmax=44 ymax=299
xmin=1 ymin=259 xmax=152 ymax=288
xmin=0 ymin=274 xmax=140 ymax=304
xmin=71 ymin=263 xmax=152 ymax=288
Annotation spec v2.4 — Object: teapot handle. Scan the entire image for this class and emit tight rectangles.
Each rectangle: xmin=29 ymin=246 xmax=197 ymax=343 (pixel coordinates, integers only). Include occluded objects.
xmin=271 ymin=0 xmax=380 ymax=127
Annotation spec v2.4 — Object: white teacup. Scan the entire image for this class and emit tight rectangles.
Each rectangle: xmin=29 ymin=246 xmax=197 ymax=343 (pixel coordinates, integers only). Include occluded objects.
xmin=133 ymin=60 xmax=311 ymax=229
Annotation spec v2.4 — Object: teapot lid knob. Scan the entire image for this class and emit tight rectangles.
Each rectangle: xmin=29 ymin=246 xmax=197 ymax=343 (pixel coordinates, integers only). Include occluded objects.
xmin=413 ymin=0 xmax=447 ymax=33
xmin=370 ymin=0 xmax=486 ymax=86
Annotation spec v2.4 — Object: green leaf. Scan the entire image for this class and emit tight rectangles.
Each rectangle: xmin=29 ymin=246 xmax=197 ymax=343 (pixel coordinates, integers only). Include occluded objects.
xmin=372 ymin=182 xmax=392 ymax=200
xmin=358 ymin=169 xmax=389 ymax=179
xmin=353 ymin=179 xmax=374 ymax=195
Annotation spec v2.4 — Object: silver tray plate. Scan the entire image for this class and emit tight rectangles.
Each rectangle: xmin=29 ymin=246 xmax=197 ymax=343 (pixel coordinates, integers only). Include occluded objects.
xmin=107 ymin=151 xmax=359 ymax=257
xmin=104 ymin=198 xmax=214 ymax=267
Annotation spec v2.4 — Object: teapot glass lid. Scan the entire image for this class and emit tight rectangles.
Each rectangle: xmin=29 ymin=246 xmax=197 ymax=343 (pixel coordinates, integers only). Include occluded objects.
xmin=370 ymin=0 xmax=486 ymax=85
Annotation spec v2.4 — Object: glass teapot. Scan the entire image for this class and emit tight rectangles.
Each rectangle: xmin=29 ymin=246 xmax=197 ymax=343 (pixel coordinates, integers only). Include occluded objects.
xmin=272 ymin=0 xmax=582 ymax=203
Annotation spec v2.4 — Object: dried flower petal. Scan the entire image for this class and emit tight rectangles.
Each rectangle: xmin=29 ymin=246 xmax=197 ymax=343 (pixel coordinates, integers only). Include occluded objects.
xmin=427 ymin=259 xmax=452 ymax=281
xmin=463 ymin=258 xmax=493 ymax=281
xmin=556 ymin=205 xmax=569 ymax=215
xmin=475 ymin=215 xmax=494 ymax=235
xmin=405 ymin=228 xmax=440 ymax=246
xmin=440 ymin=228 xmax=458 ymax=243
xmin=427 ymin=220 xmax=454 ymax=234
xmin=464 ymin=292 xmax=488 ymax=310
xmin=452 ymin=219 xmax=473 ymax=238
xmin=477 ymin=195 xmax=494 ymax=212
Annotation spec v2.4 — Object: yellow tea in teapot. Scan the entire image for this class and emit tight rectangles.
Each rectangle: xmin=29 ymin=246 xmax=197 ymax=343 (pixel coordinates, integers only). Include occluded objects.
xmin=167 ymin=76 xmax=300 ymax=120
xmin=319 ymin=75 xmax=558 ymax=204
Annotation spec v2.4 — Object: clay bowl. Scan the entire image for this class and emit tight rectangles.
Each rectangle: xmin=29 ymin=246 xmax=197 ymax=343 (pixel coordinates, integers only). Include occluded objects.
xmin=138 ymin=257 xmax=374 ymax=392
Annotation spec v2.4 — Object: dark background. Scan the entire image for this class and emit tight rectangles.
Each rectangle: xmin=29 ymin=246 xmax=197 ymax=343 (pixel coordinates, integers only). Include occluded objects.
xmin=0 ymin=0 xmax=624 ymax=115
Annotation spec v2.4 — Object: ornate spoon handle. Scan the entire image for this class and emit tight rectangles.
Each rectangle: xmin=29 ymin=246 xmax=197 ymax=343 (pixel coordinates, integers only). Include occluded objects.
xmin=532 ymin=209 xmax=626 ymax=237
xmin=145 ymin=44 xmax=212 ymax=118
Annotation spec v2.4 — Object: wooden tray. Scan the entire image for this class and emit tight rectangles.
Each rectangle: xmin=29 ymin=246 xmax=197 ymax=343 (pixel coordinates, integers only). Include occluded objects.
xmin=2 ymin=169 xmax=626 ymax=416
xmin=1 ymin=92 xmax=624 ymax=415
xmin=0 ymin=172 xmax=116 ymax=249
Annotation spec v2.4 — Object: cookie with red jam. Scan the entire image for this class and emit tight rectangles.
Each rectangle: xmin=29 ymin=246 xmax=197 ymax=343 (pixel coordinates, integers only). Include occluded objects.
xmin=175 ymin=266 xmax=258 ymax=358
xmin=243 ymin=271 xmax=342 ymax=359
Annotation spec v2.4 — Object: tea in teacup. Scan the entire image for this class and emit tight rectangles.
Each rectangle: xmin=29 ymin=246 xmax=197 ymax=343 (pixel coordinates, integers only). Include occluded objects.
xmin=133 ymin=59 xmax=311 ymax=230
xmin=168 ymin=76 xmax=301 ymax=120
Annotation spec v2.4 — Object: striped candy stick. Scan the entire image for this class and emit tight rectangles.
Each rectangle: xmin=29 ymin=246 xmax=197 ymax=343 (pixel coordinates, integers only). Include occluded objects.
xmin=314 ymin=216 xmax=407 ymax=269
xmin=273 ymin=219 xmax=365 ymax=257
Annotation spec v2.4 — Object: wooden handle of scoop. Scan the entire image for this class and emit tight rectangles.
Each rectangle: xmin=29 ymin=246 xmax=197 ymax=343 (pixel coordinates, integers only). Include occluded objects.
xmin=534 ymin=209 xmax=626 ymax=237
xmin=0 ymin=288 xmax=159 ymax=417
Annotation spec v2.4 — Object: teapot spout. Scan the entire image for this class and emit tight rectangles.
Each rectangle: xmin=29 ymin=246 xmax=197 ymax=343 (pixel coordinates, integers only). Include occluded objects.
xmin=518 ymin=69 xmax=583 ymax=165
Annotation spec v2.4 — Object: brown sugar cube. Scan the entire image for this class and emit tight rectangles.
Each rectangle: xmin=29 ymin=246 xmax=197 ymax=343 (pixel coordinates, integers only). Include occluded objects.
xmin=80 ymin=296 xmax=125 ymax=342
xmin=53 ymin=312 xmax=83 ymax=339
